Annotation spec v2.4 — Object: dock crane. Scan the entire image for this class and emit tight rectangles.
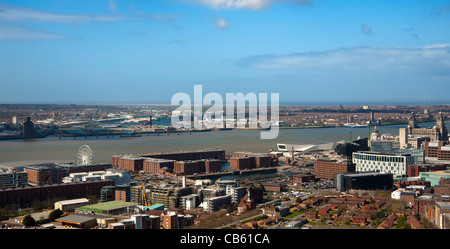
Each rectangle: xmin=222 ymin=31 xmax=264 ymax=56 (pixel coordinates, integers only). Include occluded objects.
xmin=139 ymin=171 xmax=149 ymax=207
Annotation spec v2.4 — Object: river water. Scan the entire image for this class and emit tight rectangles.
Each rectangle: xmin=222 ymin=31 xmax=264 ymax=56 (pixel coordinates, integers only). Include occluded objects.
xmin=0 ymin=122 xmax=445 ymax=164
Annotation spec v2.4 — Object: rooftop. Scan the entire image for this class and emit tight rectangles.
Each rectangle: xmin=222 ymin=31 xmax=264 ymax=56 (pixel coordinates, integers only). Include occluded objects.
xmin=55 ymin=214 xmax=98 ymax=224
xmin=79 ymin=201 xmax=137 ymax=211
xmin=436 ymin=202 xmax=450 ymax=210
xmin=57 ymin=198 xmax=89 ymax=206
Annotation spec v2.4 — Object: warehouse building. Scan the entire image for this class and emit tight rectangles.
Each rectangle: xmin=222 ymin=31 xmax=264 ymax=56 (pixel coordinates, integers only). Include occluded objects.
xmin=55 ymin=214 xmax=98 ymax=229
xmin=77 ymin=200 xmax=138 ymax=215
xmin=54 ymin=198 xmax=90 ymax=212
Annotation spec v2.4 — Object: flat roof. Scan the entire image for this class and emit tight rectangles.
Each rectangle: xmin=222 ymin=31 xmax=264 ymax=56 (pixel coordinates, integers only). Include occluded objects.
xmin=55 ymin=214 xmax=97 ymax=224
xmin=420 ymin=170 xmax=450 ymax=176
xmin=79 ymin=201 xmax=137 ymax=211
xmin=436 ymin=202 xmax=450 ymax=210
xmin=0 ymin=160 xmax=74 ymax=169
xmin=57 ymin=198 xmax=89 ymax=205
xmin=355 ymin=151 xmax=411 ymax=156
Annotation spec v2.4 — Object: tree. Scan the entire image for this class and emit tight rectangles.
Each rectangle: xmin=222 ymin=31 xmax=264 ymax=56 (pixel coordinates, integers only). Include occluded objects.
xmin=48 ymin=209 xmax=63 ymax=221
xmin=395 ymin=214 xmax=411 ymax=229
xmin=22 ymin=215 xmax=36 ymax=227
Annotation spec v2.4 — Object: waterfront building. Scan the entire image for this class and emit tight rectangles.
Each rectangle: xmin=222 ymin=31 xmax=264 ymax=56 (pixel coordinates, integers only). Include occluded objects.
xmin=25 ymin=165 xmax=64 ymax=186
xmin=352 ymin=151 xmax=414 ymax=177
xmin=400 ymin=112 xmax=448 ymax=149
xmin=0 ymin=170 xmax=28 ymax=188
xmin=0 ymin=179 xmax=114 ymax=209
xmin=143 ymin=158 xmax=175 ymax=174
xmin=229 ymin=156 xmax=254 ymax=171
xmin=22 ymin=117 xmax=38 ymax=138
xmin=113 ymin=148 xmax=226 ymax=173
xmin=174 ymin=160 xmax=205 ymax=175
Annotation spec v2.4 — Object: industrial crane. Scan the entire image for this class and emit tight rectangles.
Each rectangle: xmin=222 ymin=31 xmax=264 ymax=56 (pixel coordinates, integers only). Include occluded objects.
xmin=139 ymin=171 xmax=149 ymax=207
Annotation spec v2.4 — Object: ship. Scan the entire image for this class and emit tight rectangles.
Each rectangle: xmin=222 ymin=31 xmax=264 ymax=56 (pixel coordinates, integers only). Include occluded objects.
xmin=343 ymin=123 xmax=367 ymax=128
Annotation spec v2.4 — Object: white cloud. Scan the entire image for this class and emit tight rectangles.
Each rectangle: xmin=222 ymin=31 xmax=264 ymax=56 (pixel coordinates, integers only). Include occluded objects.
xmin=236 ymin=44 xmax=450 ymax=76
xmin=215 ymin=17 xmax=229 ymax=29
xmin=0 ymin=24 xmax=68 ymax=40
xmin=192 ymin=0 xmax=310 ymax=11
xmin=0 ymin=4 xmax=126 ymax=23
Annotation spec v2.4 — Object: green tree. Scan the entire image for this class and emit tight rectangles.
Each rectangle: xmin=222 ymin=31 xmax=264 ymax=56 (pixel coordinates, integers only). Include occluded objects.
xmin=22 ymin=215 xmax=36 ymax=227
xmin=395 ymin=214 xmax=411 ymax=229
xmin=48 ymin=209 xmax=63 ymax=221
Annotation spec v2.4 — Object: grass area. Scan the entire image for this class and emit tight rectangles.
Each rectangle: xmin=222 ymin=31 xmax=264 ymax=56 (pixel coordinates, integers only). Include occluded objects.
xmin=285 ymin=210 xmax=304 ymax=219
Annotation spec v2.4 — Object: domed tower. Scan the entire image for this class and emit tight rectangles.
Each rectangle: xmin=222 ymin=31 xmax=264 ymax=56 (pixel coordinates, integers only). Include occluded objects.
xmin=370 ymin=126 xmax=380 ymax=141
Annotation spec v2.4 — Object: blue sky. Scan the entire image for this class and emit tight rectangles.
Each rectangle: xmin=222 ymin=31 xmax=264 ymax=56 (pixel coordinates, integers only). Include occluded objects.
xmin=0 ymin=0 xmax=449 ymax=105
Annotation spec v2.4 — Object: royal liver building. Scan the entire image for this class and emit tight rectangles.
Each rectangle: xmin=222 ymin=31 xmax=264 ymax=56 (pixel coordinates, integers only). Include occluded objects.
xmin=399 ymin=112 xmax=449 ymax=149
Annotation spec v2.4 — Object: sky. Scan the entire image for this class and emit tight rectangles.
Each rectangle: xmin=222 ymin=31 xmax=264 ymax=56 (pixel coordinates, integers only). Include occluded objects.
xmin=0 ymin=0 xmax=449 ymax=105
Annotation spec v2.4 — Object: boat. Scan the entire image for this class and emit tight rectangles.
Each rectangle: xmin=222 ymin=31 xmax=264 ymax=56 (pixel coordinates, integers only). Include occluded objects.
xmin=343 ymin=123 xmax=367 ymax=128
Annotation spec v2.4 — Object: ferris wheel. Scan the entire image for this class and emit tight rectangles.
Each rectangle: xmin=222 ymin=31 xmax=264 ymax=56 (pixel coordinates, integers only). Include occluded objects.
xmin=77 ymin=145 xmax=94 ymax=166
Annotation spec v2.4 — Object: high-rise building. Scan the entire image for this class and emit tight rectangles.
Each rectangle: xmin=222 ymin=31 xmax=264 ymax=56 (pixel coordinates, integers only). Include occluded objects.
xmin=22 ymin=117 xmax=38 ymax=138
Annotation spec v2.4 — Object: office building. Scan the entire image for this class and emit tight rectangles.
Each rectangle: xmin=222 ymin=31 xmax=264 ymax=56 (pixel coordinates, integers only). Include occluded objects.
xmin=335 ymin=172 xmax=394 ymax=192
xmin=313 ymin=160 xmax=356 ymax=180
xmin=352 ymin=151 xmax=414 ymax=177
xmin=424 ymin=141 xmax=450 ymax=161
xmin=370 ymin=140 xmax=426 ymax=164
